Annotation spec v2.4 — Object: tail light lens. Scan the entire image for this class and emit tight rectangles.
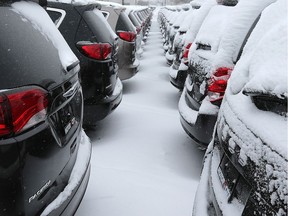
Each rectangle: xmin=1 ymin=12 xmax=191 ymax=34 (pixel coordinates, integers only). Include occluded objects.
xmin=117 ymin=31 xmax=136 ymax=42
xmin=0 ymin=86 xmax=48 ymax=137
xmin=77 ymin=42 xmax=112 ymax=60
xmin=208 ymin=67 xmax=233 ymax=103
xmin=182 ymin=43 xmax=192 ymax=65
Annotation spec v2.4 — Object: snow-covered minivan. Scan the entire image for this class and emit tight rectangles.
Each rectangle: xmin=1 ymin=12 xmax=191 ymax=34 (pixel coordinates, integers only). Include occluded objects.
xmin=179 ymin=0 xmax=277 ymax=148
xmin=193 ymin=0 xmax=287 ymax=215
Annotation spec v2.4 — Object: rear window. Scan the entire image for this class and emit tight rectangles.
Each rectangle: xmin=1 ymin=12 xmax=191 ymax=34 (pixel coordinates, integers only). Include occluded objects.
xmin=217 ymin=0 xmax=238 ymax=6
xmin=116 ymin=12 xmax=136 ymax=32
xmin=129 ymin=12 xmax=140 ymax=27
xmin=102 ymin=11 xmax=109 ymax=18
xmin=0 ymin=7 xmax=64 ymax=89
xmin=46 ymin=8 xmax=66 ymax=27
xmin=81 ymin=9 xmax=117 ymax=43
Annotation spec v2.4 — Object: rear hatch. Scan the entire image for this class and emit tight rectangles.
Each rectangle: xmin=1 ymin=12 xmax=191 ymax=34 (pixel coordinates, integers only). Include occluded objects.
xmin=116 ymin=11 xmax=137 ymax=64
xmin=76 ymin=5 xmax=119 ymax=96
xmin=186 ymin=5 xmax=232 ymax=106
xmin=0 ymin=6 xmax=82 ymax=215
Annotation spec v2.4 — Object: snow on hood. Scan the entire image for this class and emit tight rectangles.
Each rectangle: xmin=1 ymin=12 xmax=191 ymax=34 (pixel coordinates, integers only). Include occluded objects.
xmin=230 ymin=0 xmax=287 ymax=98
xmin=212 ymin=0 xmax=277 ymax=70
xmin=12 ymin=1 xmax=78 ymax=71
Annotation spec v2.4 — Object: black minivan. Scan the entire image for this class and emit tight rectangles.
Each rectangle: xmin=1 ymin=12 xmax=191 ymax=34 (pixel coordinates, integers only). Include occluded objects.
xmin=0 ymin=1 xmax=91 ymax=215
xmin=47 ymin=2 xmax=123 ymax=125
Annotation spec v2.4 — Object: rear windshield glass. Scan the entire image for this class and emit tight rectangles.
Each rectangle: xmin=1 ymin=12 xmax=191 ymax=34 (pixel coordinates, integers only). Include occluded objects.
xmin=82 ymin=9 xmax=117 ymax=43
xmin=0 ymin=7 xmax=64 ymax=89
xmin=116 ymin=12 xmax=136 ymax=32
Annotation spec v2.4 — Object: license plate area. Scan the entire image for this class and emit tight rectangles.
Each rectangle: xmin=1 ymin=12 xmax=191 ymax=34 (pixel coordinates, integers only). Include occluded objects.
xmin=58 ymin=104 xmax=76 ymax=135
xmin=49 ymin=85 xmax=82 ymax=147
xmin=218 ymin=153 xmax=252 ymax=207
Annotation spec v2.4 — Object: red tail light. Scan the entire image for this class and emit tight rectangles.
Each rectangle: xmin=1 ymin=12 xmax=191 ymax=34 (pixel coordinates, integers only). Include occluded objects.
xmin=207 ymin=67 xmax=233 ymax=103
xmin=0 ymin=87 xmax=48 ymax=137
xmin=117 ymin=31 xmax=136 ymax=42
xmin=213 ymin=67 xmax=232 ymax=77
xmin=182 ymin=43 xmax=192 ymax=65
xmin=78 ymin=42 xmax=112 ymax=60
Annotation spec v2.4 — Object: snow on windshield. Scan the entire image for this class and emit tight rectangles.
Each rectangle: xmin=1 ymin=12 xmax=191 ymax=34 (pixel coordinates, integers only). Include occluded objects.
xmin=12 ymin=1 xmax=78 ymax=70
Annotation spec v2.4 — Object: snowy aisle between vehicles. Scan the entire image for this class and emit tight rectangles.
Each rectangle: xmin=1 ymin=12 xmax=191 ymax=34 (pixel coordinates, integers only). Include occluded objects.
xmin=75 ymin=13 xmax=205 ymax=216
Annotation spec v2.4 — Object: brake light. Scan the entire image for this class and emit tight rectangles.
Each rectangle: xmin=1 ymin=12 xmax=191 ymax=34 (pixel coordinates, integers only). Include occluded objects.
xmin=207 ymin=67 xmax=233 ymax=103
xmin=78 ymin=43 xmax=112 ymax=60
xmin=213 ymin=67 xmax=232 ymax=77
xmin=0 ymin=87 xmax=48 ymax=137
xmin=117 ymin=31 xmax=136 ymax=42
xmin=182 ymin=43 xmax=192 ymax=65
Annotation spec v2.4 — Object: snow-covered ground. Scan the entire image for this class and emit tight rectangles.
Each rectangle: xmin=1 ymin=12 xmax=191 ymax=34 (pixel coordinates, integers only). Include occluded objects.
xmin=75 ymin=13 xmax=204 ymax=216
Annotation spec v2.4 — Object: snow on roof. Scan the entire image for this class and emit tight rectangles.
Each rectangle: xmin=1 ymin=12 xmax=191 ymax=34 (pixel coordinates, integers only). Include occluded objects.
xmin=11 ymin=1 xmax=78 ymax=71
xmin=172 ymin=10 xmax=187 ymax=27
xmin=179 ymin=9 xmax=195 ymax=32
xmin=243 ymin=22 xmax=287 ymax=98
xmin=185 ymin=0 xmax=216 ymax=47
xmin=94 ymin=0 xmax=124 ymax=9
xmin=187 ymin=3 xmax=233 ymax=68
xmin=125 ymin=5 xmax=148 ymax=14
xmin=225 ymin=0 xmax=287 ymax=157
xmin=190 ymin=0 xmax=203 ymax=8
xmin=193 ymin=5 xmax=233 ymax=53
xmin=230 ymin=0 xmax=287 ymax=98
xmin=212 ymin=0 xmax=277 ymax=69
xmin=49 ymin=0 xmax=122 ymax=6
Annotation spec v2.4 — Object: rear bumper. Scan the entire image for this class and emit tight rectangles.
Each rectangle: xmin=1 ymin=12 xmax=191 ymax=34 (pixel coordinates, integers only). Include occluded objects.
xmin=178 ymin=89 xmax=217 ymax=148
xmin=83 ymin=78 xmax=123 ymax=124
xmin=41 ymin=130 xmax=92 ymax=216
xmin=118 ymin=41 xmax=139 ymax=81
xmin=118 ymin=58 xmax=140 ymax=81
xmin=170 ymin=68 xmax=187 ymax=90
xmin=193 ymin=141 xmax=244 ymax=216
xmin=165 ymin=50 xmax=174 ymax=65
xmin=192 ymin=144 xmax=216 ymax=216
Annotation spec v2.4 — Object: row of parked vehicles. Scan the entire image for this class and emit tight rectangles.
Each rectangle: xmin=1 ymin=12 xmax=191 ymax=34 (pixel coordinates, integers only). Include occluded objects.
xmin=159 ymin=0 xmax=287 ymax=215
xmin=0 ymin=1 xmax=152 ymax=215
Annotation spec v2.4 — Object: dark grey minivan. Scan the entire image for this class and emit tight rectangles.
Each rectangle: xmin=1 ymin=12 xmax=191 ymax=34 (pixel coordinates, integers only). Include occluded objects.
xmin=99 ymin=3 xmax=140 ymax=80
